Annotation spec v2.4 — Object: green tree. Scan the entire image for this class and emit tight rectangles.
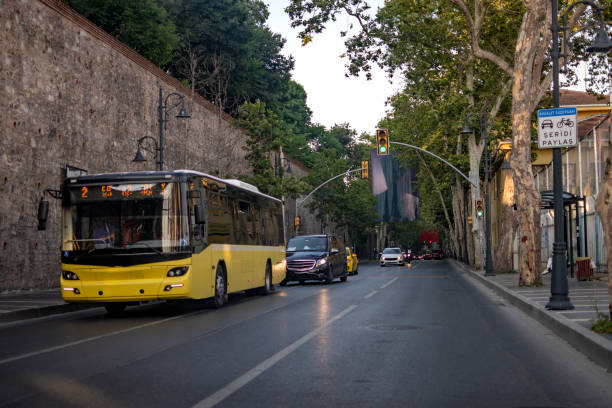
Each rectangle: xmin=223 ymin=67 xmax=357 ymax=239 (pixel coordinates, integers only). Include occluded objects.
xmin=64 ymin=0 xmax=180 ymax=66
xmin=237 ymin=101 xmax=309 ymax=199
xmin=164 ymin=0 xmax=294 ymax=114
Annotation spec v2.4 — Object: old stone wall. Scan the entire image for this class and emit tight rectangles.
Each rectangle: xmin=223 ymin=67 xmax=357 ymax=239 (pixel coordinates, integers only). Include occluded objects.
xmin=0 ymin=0 xmax=252 ymax=290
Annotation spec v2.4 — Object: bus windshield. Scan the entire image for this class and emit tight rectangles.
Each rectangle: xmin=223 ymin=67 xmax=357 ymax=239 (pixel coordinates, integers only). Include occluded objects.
xmin=62 ymin=181 xmax=188 ymax=254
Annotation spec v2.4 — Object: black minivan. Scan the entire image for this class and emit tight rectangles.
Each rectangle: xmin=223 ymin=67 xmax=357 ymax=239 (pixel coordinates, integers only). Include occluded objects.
xmin=282 ymin=234 xmax=348 ymax=285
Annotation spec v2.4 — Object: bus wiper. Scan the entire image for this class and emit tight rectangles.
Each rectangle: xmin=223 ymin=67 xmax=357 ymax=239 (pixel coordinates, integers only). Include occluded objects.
xmin=129 ymin=242 xmax=167 ymax=257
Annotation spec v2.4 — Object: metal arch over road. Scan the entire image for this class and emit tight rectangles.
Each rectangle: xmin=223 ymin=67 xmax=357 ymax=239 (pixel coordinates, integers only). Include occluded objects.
xmin=390 ymin=141 xmax=476 ymax=188
xmin=295 ymin=142 xmax=474 ymax=219
xmin=296 ymin=168 xmax=363 ymax=210
xmin=297 ymin=142 xmax=475 ymax=213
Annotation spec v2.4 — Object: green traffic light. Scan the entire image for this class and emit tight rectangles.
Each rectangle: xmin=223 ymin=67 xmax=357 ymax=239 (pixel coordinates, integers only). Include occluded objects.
xmin=477 ymin=211 xmax=483 ymax=217
xmin=380 ymin=146 xmax=386 ymax=153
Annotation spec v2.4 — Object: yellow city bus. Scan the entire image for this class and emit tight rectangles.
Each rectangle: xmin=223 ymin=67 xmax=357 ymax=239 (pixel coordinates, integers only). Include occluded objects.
xmin=58 ymin=170 xmax=286 ymax=313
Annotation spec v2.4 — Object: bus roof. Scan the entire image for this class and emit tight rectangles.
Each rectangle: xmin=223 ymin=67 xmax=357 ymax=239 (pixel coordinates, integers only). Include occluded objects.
xmin=63 ymin=170 xmax=282 ymax=203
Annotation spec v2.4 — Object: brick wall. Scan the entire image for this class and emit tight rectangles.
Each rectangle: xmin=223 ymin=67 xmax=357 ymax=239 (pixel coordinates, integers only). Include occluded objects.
xmin=0 ymin=0 xmax=252 ymax=290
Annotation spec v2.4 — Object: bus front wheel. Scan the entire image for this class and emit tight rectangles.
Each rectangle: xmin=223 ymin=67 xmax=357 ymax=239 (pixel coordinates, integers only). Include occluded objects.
xmin=214 ymin=265 xmax=228 ymax=308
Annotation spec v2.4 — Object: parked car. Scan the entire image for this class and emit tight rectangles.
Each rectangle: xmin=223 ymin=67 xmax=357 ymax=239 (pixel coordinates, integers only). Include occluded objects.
xmin=283 ymin=234 xmax=348 ymax=285
xmin=380 ymin=247 xmax=405 ymax=267
xmin=346 ymin=247 xmax=359 ymax=275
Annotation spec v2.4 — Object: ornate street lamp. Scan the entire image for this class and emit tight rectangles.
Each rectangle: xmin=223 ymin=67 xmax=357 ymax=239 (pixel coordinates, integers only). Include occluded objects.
xmin=547 ymin=0 xmax=611 ymax=310
xmin=461 ymin=104 xmax=494 ymax=276
xmin=133 ymin=136 xmax=160 ymax=167
xmin=133 ymin=86 xmax=190 ymax=170
xmin=275 ymin=155 xmax=293 ymax=177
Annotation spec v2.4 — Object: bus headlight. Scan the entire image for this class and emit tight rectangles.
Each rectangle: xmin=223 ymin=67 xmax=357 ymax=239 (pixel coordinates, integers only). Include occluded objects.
xmin=62 ymin=271 xmax=80 ymax=280
xmin=167 ymin=266 xmax=189 ymax=277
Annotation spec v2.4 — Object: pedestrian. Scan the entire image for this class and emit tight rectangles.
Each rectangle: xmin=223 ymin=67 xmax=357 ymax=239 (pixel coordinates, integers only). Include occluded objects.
xmin=543 ymin=250 xmax=553 ymax=275
xmin=373 ymin=248 xmax=378 ymax=261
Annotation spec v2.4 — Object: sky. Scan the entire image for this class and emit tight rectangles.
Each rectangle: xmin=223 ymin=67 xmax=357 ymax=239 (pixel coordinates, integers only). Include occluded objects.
xmin=265 ymin=0 xmax=403 ymax=136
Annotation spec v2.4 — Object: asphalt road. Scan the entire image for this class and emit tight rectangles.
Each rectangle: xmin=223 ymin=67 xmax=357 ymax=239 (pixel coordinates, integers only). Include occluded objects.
xmin=1 ymin=260 xmax=612 ymax=407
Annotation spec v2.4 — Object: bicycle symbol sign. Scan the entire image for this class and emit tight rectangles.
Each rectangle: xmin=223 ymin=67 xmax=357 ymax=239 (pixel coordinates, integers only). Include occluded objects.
xmin=537 ymin=107 xmax=577 ymax=149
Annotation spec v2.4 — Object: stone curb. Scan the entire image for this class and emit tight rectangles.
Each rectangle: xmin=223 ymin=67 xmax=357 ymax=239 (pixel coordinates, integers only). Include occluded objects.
xmin=450 ymin=259 xmax=612 ymax=372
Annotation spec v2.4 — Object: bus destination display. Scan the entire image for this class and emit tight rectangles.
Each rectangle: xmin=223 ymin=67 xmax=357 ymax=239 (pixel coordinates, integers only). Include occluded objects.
xmin=71 ymin=183 xmax=170 ymax=202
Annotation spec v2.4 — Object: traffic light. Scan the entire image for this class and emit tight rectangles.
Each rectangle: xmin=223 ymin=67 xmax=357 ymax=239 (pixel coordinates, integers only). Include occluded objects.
xmin=475 ymin=199 xmax=484 ymax=217
xmin=376 ymin=129 xmax=389 ymax=155
xmin=361 ymin=160 xmax=369 ymax=179
xmin=294 ymin=216 xmax=301 ymax=230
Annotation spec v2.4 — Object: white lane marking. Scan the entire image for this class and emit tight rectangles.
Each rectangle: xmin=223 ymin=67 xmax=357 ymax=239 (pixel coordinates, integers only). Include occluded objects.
xmin=193 ymin=304 xmax=358 ymax=408
xmin=0 ymin=310 xmax=202 ymax=366
xmin=364 ymin=290 xmax=378 ymax=299
xmin=380 ymin=277 xmax=399 ymax=289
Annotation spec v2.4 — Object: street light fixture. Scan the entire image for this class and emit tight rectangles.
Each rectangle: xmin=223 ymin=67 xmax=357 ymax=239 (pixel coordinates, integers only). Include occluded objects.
xmin=133 ymin=86 xmax=190 ymax=170
xmin=461 ymin=104 xmax=494 ymax=276
xmin=547 ymin=0 xmax=611 ymax=310
xmin=133 ymin=136 xmax=159 ymax=167
xmin=275 ymin=155 xmax=293 ymax=177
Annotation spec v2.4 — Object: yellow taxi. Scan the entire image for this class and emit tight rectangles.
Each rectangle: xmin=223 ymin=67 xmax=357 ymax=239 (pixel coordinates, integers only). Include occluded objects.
xmin=346 ymin=247 xmax=359 ymax=275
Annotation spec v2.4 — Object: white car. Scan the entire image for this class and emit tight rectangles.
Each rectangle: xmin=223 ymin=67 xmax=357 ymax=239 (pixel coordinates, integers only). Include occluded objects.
xmin=380 ymin=247 xmax=405 ymax=266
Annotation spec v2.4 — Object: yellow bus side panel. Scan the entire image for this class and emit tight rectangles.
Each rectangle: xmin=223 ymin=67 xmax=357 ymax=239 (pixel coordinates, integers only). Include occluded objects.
xmin=207 ymin=244 xmax=285 ymax=293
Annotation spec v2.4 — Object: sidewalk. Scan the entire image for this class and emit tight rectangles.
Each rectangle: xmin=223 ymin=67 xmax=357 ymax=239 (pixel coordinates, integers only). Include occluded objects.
xmin=451 ymin=259 xmax=612 ymax=372
xmin=0 ymin=289 xmax=98 ymax=323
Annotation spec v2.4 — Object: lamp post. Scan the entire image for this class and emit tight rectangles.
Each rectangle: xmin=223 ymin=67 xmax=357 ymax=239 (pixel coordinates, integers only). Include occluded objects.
xmin=461 ymin=105 xmax=494 ymax=276
xmin=547 ymin=0 xmax=611 ymax=310
xmin=133 ymin=86 xmax=190 ymax=170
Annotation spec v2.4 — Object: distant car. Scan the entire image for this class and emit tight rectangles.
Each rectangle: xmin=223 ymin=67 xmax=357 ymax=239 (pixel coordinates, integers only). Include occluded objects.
xmin=541 ymin=119 xmax=554 ymax=129
xmin=423 ymin=251 xmax=433 ymax=260
xmin=433 ymin=250 xmax=443 ymax=260
xmin=380 ymin=247 xmax=405 ymax=267
xmin=346 ymin=247 xmax=359 ymax=275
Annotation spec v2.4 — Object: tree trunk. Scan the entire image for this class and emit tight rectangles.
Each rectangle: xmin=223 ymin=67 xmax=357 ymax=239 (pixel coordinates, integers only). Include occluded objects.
xmin=510 ymin=3 xmax=546 ymax=285
xmin=453 ymin=132 xmax=466 ymax=262
xmin=595 ymin=74 xmax=611 ymax=318
xmin=494 ymin=171 xmax=518 ymax=272
xmin=468 ymin=133 xmax=485 ymax=268
xmin=595 ymin=150 xmax=612 ymax=318
xmin=452 ymin=176 xmax=466 ymax=261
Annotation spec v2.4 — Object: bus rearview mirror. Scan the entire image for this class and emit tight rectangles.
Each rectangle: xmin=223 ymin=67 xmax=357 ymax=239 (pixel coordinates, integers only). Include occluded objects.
xmin=194 ymin=204 xmax=206 ymax=224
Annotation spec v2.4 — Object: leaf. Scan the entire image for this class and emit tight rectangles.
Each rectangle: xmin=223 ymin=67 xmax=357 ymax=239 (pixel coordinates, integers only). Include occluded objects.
xmin=301 ymin=35 xmax=313 ymax=46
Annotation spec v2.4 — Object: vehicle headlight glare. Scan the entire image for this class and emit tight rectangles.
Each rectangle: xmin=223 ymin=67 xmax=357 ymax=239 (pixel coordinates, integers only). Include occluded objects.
xmin=62 ymin=271 xmax=79 ymax=280
xmin=316 ymin=258 xmax=327 ymax=266
xmin=167 ymin=266 xmax=189 ymax=277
